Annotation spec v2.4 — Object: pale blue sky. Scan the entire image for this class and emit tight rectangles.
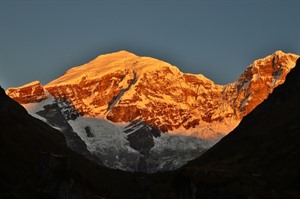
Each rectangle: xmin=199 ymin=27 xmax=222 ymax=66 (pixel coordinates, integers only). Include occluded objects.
xmin=1 ymin=0 xmax=299 ymax=89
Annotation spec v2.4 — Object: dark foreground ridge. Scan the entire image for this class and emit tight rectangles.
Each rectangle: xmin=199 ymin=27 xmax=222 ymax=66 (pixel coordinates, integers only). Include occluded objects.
xmin=1 ymin=58 xmax=299 ymax=199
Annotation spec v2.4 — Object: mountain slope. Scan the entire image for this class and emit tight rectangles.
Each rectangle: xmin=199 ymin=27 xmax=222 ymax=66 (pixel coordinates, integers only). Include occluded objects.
xmin=1 ymin=57 xmax=299 ymax=198
xmin=7 ymin=50 xmax=298 ymax=137
xmin=5 ymin=50 xmax=299 ymax=172
xmin=177 ymin=58 xmax=300 ymax=198
xmin=0 ymin=60 xmax=300 ymax=199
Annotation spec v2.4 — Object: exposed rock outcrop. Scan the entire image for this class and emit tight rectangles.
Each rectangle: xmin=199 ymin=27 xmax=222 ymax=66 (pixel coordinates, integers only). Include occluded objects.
xmin=6 ymin=81 xmax=47 ymax=104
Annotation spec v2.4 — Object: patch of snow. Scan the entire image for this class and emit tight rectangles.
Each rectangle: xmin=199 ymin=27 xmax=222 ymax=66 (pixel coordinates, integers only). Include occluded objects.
xmin=148 ymin=133 xmax=213 ymax=171
xmin=152 ymin=133 xmax=212 ymax=152
xmin=252 ymin=73 xmax=260 ymax=81
xmin=68 ymin=116 xmax=140 ymax=171
xmin=21 ymin=92 xmax=62 ymax=130
xmin=106 ymin=72 xmax=137 ymax=113
xmin=170 ymin=118 xmax=239 ymax=141
xmin=22 ymin=92 xmax=55 ymax=118
xmin=239 ymin=93 xmax=252 ymax=111
xmin=241 ymin=80 xmax=250 ymax=90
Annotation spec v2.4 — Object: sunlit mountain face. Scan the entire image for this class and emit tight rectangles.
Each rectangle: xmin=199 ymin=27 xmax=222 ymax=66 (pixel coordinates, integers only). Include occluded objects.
xmin=1 ymin=58 xmax=299 ymax=198
xmin=6 ymin=50 xmax=299 ymax=172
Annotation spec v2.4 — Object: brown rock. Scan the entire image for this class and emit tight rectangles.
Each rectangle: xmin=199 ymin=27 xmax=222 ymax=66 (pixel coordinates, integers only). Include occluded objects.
xmin=6 ymin=81 xmax=47 ymax=104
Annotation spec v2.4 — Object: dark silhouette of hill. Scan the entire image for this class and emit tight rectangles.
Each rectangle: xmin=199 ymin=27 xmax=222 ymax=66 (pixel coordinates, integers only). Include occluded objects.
xmin=177 ymin=58 xmax=300 ymax=198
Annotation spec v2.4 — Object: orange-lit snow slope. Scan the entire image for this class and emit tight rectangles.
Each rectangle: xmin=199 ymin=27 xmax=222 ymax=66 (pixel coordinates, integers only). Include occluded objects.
xmin=6 ymin=50 xmax=299 ymax=172
xmin=7 ymin=50 xmax=299 ymax=140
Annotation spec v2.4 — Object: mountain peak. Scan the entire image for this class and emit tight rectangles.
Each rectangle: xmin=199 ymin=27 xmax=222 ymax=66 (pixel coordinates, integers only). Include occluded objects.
xmin=94 ymin=50 xmax=137 ymax=60
xmin=6 ymin=51 xmax=299 ymax=138
xmin=5 ymin=51 xmax=299 ymax=173
xmin=273 ymin=49 xmax=287 ymax=56
xmin=46 ymin=50 xmax=180 ymax=86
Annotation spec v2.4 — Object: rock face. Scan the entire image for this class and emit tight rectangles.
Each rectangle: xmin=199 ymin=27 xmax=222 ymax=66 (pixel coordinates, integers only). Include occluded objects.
xmin=224 ymin=51 xmax=298 ymax=119
xmin=6 ymin=50 xmax=299 ymax=172
xmin=124 ymin=120 xmax=160 ymax=155
xmin=6 ymin=81 xmax=47 ymax=104
xmin=43 ymin=51 xmax=227 ymax=137
xmin=36 ymin=101 xmax=103 ymax=165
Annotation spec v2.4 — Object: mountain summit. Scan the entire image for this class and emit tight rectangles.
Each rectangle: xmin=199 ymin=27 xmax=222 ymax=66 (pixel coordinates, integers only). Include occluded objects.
xmin=6 ymin=50 xmax=299 ymax=172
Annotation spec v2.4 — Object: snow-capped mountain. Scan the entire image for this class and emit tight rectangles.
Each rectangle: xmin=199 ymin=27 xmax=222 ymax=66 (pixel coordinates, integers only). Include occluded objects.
xmin=6 ymin=50 xmax=299 ymax=172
